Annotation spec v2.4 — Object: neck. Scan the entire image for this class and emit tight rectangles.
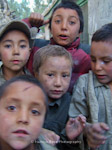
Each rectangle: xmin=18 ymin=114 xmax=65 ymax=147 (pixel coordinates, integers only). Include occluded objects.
xmin=2 ymin=66 xmax=24 ymax=80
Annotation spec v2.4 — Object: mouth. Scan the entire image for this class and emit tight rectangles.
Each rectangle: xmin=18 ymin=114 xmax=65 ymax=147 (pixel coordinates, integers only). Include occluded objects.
xmin=12 ymin=60 xmax=20 ymax=64
xmin=51 ymin=90 xmax=63 ymax=95
xmin=96 ymin=75 xmax=106 ymax=79
xmin=13 ymin=129 xmax=29 ymax=136
xmin=59 ymin=35 xmax=68 ymax=40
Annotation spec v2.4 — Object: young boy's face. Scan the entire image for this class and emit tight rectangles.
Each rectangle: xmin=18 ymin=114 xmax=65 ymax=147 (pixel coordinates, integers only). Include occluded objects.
xmin=91 ymin=41 xmax=112 ymax=86
xmin=0 ymin=81 xmax=46 ymax=150
xmin=35 ymin=56 xmax=72 ymax=102
xmin=51 ymin=8 xmax=80 ymax=46
xmin=0 ymin=30 xmax=31 ymax=73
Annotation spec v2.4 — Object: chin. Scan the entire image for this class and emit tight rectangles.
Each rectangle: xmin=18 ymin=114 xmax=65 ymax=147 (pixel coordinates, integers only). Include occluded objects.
xmin=9 ymin=141 xmax=30 ymax=150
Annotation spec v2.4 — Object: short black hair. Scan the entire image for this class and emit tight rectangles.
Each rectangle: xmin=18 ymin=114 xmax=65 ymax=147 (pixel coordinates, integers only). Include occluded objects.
xmin=0 ymin=75 xmax=48 ymax=109
xmin=92 ymin=23 xmax=112 ymax=42
xmin=49 ymin=0 xmax=84 ymax=33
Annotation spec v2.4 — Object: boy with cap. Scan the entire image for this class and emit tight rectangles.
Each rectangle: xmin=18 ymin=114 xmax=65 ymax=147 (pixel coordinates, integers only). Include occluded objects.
xmin=0 ymin=75 xmax=57 ymax=150
xmin=0 ymin=20 xmax=32 ymax=85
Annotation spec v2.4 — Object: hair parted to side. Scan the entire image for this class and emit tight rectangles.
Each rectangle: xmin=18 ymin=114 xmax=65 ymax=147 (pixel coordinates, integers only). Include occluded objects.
xmin=0 ymin=75 xmax=48 ymax=109
xmin=92 ymin=23 xmax=112 ymax=43
xmin=33 ymin=45 xmax=73 ymax=73
xmin=49 ymin=0 xmax=84 ymax=33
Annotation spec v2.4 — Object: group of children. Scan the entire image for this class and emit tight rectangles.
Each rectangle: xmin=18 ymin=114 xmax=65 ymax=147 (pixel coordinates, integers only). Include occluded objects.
xmin=0 ymin=0 xmax=112 ymax=150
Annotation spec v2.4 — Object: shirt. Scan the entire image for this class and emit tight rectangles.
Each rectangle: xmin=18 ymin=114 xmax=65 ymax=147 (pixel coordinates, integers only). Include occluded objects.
xmin=69 ymin=71 xmax=112 ymax=150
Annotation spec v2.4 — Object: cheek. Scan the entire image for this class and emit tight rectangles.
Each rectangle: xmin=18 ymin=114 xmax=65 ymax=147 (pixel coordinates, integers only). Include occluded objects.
xmin=0 ymin=114 xmax=11 ymax=136
xmin=105 ymin=65 xmax=112 ymax=75
xmin=22 ymin=51 xmax=30 ymax=60
xmin=64 ymin=79 xmax=71 ymax=89
xmin=1 ymin=52 xmax=10 ymax=61
xmin=30 ymin=117 xmax=45 ymax=138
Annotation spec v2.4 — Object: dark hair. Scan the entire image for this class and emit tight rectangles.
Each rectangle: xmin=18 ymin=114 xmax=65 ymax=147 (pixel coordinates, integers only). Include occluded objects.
xmin=33 ymin=45 xmax=73 ymax=73
xmin=0 ymin=75 xmax=48 ymax=109
xmin=49 ymin=0 xmax=84 ymax=33
xmin=92 ymin=23 xmax=112 ymax=42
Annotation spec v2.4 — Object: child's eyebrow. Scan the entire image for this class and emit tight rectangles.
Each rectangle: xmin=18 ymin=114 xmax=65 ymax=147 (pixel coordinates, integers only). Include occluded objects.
xmin=2 ymin=40 xmax=12 ymax=43
xmin=54 ymin=14 xmax=78 ymax=19
xmin=2 ymin=40 xmax=28 ymax=43
xmin=6 ymin=98 xmax=43 ymax=107
xmin=19 ymin=40 xmax=28 ymax=43
xmin=69 ymin=16 xmax=79 ymax=20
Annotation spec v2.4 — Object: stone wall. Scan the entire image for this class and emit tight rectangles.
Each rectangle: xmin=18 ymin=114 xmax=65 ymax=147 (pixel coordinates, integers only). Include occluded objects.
xmin=88 ymin=0 xmax=112 ymax=43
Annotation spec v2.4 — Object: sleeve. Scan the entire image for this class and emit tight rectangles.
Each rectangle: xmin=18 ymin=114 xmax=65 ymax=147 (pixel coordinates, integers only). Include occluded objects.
xmin=22 ymin=18 xmax=32 ymax=28
xmin=69 ymin=74 xmax=89 ymax=119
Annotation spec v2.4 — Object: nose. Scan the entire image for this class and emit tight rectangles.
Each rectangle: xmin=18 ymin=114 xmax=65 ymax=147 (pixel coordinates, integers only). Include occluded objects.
xmin=95 ymin=61 xmax=103 ymax=71
xmin=17 ymin=110 xmax=29 ymax=125
xmin=54 ymin=76 xmax=62 ymax=87
xmin=12 ymin=46 xmax=20 ymax=55
xmin=61 ymin=20 xmax=67 ymax=30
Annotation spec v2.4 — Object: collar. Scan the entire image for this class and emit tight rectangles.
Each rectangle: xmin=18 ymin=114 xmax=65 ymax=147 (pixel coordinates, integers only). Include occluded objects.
xmin=49 ymin=98 xmax=61 ymax=107
xmin=0 ymin=65 xmax=31 ymax=76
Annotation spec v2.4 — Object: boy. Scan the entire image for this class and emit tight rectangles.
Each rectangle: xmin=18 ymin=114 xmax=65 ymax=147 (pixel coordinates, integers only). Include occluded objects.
xmin=0 ymin=75 xmax=57 ymax=150
xmin=0 ymin=20 xmax=32 ymax=85
xmin=69 ymin=23 xmax=112 ymax=150
xmin=33 ymin=45 xmax=86 ymax=150
xmin=23 ymin=0 xmax=91 ymax=93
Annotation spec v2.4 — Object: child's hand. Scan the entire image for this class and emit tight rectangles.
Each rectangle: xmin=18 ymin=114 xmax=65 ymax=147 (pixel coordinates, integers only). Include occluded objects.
xmin=41 ymin=128 xmax=60 ymax=146
xmin=66 ymin=114 xmax=86 ymax=140
xmin=84 ymin=122 xmax=109 ymax=149
xmin=29 ymin=12 xmax=49 ymax=28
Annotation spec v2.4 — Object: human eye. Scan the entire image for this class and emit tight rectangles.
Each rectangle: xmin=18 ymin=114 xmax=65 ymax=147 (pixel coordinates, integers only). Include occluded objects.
xmin=4 ymin=44 xmax=11 ymax=49
xmin=47 ymin=73 xmax=54 ymax=77
xmin=103 ymin=60 xmax=111 ymax=64
xmin=20 ymin=44 xmax=27 ymax=49
xmin=91 ymin=56 xmax=96 ymax=62
xmin=62 ymin=74 xmax=70 ymax=78
xmin=31 ymin=109 xmax=40 ymax=116
xmin=7 ymin=105 xmax=16 ymax=111
xmin=55 ymin=19 xmax=61 ymax=24
xmin=69 ymin=21 xmax=75 ymax=25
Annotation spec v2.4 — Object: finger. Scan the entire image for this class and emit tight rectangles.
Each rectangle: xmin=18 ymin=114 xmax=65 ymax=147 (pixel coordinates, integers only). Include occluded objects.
xmin=100 ymin=123 xmax=109 ymax=131
xmin=43 ymin=19 xmax=49 ymax=25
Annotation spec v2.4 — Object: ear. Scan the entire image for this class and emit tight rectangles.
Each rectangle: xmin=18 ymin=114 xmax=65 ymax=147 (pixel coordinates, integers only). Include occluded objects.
xmin=77 ymin=32 xmax=82 ymax=37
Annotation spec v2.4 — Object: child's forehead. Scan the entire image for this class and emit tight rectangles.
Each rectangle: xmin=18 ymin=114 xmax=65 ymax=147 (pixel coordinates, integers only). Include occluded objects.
xmin=2 ymin=81 xmax=46 ymax=104
xmin=5 ymin=81 xmax=42 ymax=94
xmin=41 ymin=56 xmax=72 ymax=70
xmin=45 ymin=55 xmax=71 ymax=63
xmin=53 ymin=7 xmax=79 ymax=17
xmin=91 ymin=41 xmax=112 ymax=56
